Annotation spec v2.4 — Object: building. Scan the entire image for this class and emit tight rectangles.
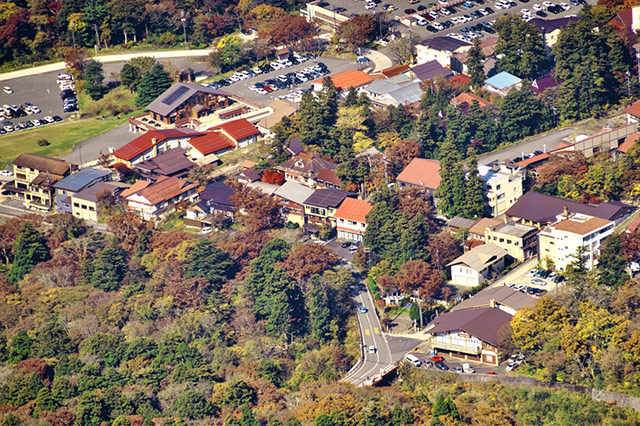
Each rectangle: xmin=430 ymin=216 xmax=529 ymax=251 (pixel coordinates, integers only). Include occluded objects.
xmin=451 ymin=37 xmax=499 ymax=75
xmin=478 ymin=162 xmax=525 ymax=217
xmin=529 ymin=17 xmax=579 ymax=48
xmin=186 ymin=132 xmax=236 ymax=164
xmin=273 ymin=181 xmax=315 ymax=226
xmin=184 ymin=182 xmax=235 ymax=228
xmin=410 ymin=60 xmax=453 ymax=82
xmin=506 ymin=191 xmax=636 ymax=228
xmin=124 ymin=176 xmax=198 ymax=221
xmin=448 ymin=216 xmax=476 ymax=234
xmin=54 ymin=168 xmax=111 ymax=213
xmin=485 ymin=220 xmax=538 ymax=261
xmin=531 ymin=75 xmax=562 ymax=95
xmin=8 ymin=153 xmax=75 ymax=211
xmin=303 ymin=188 xmax=352 ymax=227
xmin=538 ymin=210 xmax=614 ymax=271
xmin=311 ymin=70 xmax=374 ymax=92
xmin=451 ymin=285 xmax=536 ymax=315
xmin=450 ymin=92 xmax=492 ymax=109
xmin=395 ymin=158 xmax=441 ymax=195
xmin=142 ymin=82 xmax=231 ymax=127
xmin=379 ymin=83 xmax=424 ymax=106
xmin=334 ymin=197 xmax=372 ymax=242
xmin=426 ymin=306 xmax=512 ymax=364
xmin=277 ymin=153 xmax=338 ymax=188
xmin=134 ymin=148 xmax=195 ymax=180
xmin=71 ymin=182 xmax=124 ymax=222
xmin=616 ymin=132 xmax=640 ymax=157
xmin=256 ymin=99 xmax=298 ymax=133
xmin=447 ymin=243 xmax=509 ymax=287
xmin=112 ymin=128 xmax=205 ymax=167
xmin=304 ymin=0 xmax=350 ymax=30
xmin=608 ymin=6 xmax=640 ymax=37
xmin=484 ymin=71 xmax=522 ymax=96
xmin=468 ymin=217 xmax=504 ymax=241
xmin=625 ymin=100 xmax=640 ymax=124
xmin=415 ymin=36 xmax=472 ymax=68
xmin=209 ymin=118 xmax=262 ymax=148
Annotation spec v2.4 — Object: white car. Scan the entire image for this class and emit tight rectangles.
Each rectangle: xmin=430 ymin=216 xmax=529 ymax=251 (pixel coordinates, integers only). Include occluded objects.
xmin=0 ymin=170 xmax=13 ymax=177
xmin=30 ymin=106 xmax=41 ymax=114
xmin=3 ymin=87 xmax=13 ymax=94
xmin=559 ymin=2 xmax=569 ymax=9
xmin=31 ymin=119 xmax=41 ymax=126
xmin=440 ymin=7 xmax=451 ymax=14
xmin=43 ymin=116 xmax=54 ymax=123
xmin=429 ymin=10 xmax=439 ymax=18
xmin=365 ymin=2 xmax=376 ymax=8
xmin=4 ymin=125 xmax=14 ymax=132
xmin=202 ymin=227 xmax=212 ymax=235
xmin=532 ymin=3 xmax=543 ymax=10
xmin=521 ymin=8 xmax=530 ymax=13
xmin=543 ymin=1 xmax=553 ymax=6
xmin=433 ymin=22 xmax=444 ymax=30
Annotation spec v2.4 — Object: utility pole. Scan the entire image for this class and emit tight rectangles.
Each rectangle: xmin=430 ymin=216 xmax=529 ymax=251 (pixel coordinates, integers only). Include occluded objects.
xmin=181 ymin=18 xmax=187 ymax=45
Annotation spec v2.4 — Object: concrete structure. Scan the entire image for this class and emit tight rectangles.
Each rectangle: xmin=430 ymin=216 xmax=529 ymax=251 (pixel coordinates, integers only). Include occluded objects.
xmin=303 ymin=188 xmax=352 ymax=227
xmin=7 ymin=153 xmax=75 ymax=211
xmin=447 ymin=243 xmax=509 ymax=287
xmin=485 ymin=220 xmax=538 ymax=261
xmin=415 ymin=36 xmax=472 ymax=68
xmin=538 ymin=210 xmax=614 ymax=271
xmin=451 ymin=285 xmax=536 ymax=316
xmin=334 ymin=197 xmax=372 ymax=242
xmin=123 ymin=176 xmax=198 ymax=221
xmin=71 ymin=182 xmax=122 ymax=222
xmin=478 ymin=162 xmax=525 ymax=217
xmin=304 ymin=1 xmax=350 ymax=29
xmin=54 ymin=168 xmax=111 ymax=213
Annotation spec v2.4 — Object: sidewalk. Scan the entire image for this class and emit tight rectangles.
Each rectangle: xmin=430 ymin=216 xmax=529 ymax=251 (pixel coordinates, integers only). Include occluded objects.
xmin=363 ymin=48 xmax=393 ymax=71
xmin=0 ymin=49 xmax=214 ymax=82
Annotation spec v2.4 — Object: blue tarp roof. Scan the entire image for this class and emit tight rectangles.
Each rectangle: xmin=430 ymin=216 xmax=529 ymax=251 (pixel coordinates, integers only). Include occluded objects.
xmin=485 ymin=71 xmax=522 ymax=90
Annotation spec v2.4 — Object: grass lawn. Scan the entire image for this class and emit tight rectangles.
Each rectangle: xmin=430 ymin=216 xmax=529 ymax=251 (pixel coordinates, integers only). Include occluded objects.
xmin=0 ymin=116 xmax=129 ymax=165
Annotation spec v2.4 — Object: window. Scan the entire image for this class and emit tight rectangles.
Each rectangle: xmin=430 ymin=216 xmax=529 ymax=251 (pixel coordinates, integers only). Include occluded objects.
xmin=73 ymin=203 xmax=79 ymax=208
xmin=496 ymin=184 xmax=501 ymax=190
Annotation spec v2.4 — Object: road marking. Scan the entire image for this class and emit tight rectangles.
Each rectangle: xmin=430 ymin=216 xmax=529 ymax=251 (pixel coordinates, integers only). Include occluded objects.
xmin=374 ymin=327 xmax=379 ymax=335
xmin=365 ymin=328 xmax=370 ymax=336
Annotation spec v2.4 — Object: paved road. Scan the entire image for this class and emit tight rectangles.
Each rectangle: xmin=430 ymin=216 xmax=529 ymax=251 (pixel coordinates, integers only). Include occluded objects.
xmin=478 ymin=127 xmax=591 ymax=165
xmin=62 ymin=123 xmax=138 ymax=165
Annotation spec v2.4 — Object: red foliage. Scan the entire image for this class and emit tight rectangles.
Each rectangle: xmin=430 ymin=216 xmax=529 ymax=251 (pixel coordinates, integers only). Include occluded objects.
xmin=262 ymin=170 xmax=285 ymax=185
xmin=268 ymin=14 xmax=314 ymax=46
xmin=17 ymin=359 xmax=54 ymax=384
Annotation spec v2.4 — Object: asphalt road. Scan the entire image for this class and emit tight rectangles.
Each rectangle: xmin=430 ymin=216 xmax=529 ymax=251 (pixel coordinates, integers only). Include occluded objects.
xmin=478 ymin=127 xmax=591 ymax=164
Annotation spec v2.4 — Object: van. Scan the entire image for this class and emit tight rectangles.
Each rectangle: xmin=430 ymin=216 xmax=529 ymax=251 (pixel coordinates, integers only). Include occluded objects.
xmin=369 ymin=345 xmax=376 ymax=354
xmin=405 ymin=353 xmax=421 ymax=367
xmin=412 ymin=14 xmax=428 ymax=25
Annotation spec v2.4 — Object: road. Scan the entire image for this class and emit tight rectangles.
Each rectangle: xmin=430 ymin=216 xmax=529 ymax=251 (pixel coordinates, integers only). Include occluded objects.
xmin=478 ymin=127 xmax=590 ymax=165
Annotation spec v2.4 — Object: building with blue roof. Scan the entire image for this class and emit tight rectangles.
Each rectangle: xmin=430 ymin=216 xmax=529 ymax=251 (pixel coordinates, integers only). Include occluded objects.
xmin=54 ymin=167 xmax=112 ymax=213
xmin=484 ymin=71 xmax=522 ymax=96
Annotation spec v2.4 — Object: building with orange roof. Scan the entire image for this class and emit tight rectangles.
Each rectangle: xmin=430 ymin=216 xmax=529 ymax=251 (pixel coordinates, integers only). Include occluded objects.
xmin=617 ymin=132 xmax=640 ymax=155
xmin=539 ymin=211 xmax=614 ymax=271
xmin=625 ymin=100 xmax=640 ymax=124
xmin=335 ymin=197 xmax=373 ymax=241
xmin=450 ymin=92 xmax=492 ymax=109
xmin=123 ymin=176 xmax=198 ymax=221
xmin=112 ymin=128 xmax=204 ymax=167
xmin=209 ymin=118 xmax=262 ymax=148
xmin=186 ymin=132 xmax=236 ymax=161
xmin=312 ymin=70 xmax=374 ymax=92
xmin=396 ymin=158 xmax=441 ymax=195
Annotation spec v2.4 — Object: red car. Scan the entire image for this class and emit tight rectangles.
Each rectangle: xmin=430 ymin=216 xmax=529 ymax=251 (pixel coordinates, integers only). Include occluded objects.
xmin=431 ymin=355 xmax=444 ymax=362
xmin=487 ymin=371 xmax=497 ymax=375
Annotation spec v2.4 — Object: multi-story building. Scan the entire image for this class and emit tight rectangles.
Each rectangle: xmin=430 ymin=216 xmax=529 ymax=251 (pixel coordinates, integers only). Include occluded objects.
xmin=538 ymin=210 xmax=614 ymax=271
xmin=123 ymin=176 xmax=198 ymax=221
xmin=334 ymin=197 xmax=372 ymax=242
xmin=9 ymin=153 xmax=75 ymax=211
xmin=303 ymin=188 xmax=352 ymax=227
xmin=479 ymin=162 xmax=525 ymax=217
xmin=54 ymin=168 xmax=111 ymax=213
xmin=273 ymin=181 xmax=315 ymax=226
xmin=277 ymin=153 xmax=339 ymax=189
xmin=484 ymin=220 xmax=538 ymax=262
xmin=71 ymin=182 xmax=124 ymax=222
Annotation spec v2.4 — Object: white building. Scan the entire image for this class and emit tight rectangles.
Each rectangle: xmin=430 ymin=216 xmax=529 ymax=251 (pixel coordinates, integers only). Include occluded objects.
xmin=538 ymin=211 xmax=614 ymax=271
xmin=447 ymin=243 xmax=509 ymax=287
xmin=479 ymin=162 xmax=525 ymax=217
xmin=334 ymin=197 xmax=372 ymax=242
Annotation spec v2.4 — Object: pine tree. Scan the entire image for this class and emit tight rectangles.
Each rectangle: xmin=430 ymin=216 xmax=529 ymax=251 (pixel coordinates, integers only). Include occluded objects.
xmin=307 ymin=277 xmax=332 ymax=342
xmin=297 ymin=91 xmax=325 ymax=147
xmin=270 ymin=116 xmax=295 ymax=165
xmin=135 ymin=63 xmax=172 ymax=106
xmin=463 ymin=150 xmax=487 ymax=219
xmin=84 ymin=59 xmax=108 ymax=100
xmin=184 ymin=240 xmax=236 ymax=290
xmin=467 ymin=38 xmax=486 ymax=89
xmin=120 ymin=63 xmax=140 ymax=92
xmin=414 ymin=109 xmax=445 ymax=158
xmin=435 ymin=141 xmax=466 ymax=218
xmin=89 ymin=240 xmax=127 ymax=291
xmin=598 ymin=234 xmax=628 ymax=288
xmin=8 ymin=222 xmax=50 ymax=284
xmin=343 ymin=86 xmax=359 ymax=107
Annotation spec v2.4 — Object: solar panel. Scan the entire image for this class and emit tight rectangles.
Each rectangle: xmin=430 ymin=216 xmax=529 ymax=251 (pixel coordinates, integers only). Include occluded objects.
xmin=161 ymin=86 xmax=190 ymax=105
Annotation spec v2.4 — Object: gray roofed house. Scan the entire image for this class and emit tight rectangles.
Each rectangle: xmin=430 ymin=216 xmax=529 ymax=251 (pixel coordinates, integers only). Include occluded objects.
xmin=448 ymin=243 xmax=509 ymax=286
xmin=274 ymin=181 xmax=316 ymax=206
xmin=363 ymin=79 xmax=401 ymax=96
xmin=451 ymin=285 xmax=537 ymax=315
xmin=134 ymin=148 xmax=195 ymax=180
xmin=380 ymin=82 xmax=424 ymax=106
xmin=484 ymin=71 xmax=522 ymax=96
xmin=411 ymin=60 xmax=453 ymax=81
xmin=54 ymin=167 xmax=112 ymax=214
xmin=418 ymin=36 xmax=473 ymax=52
xmin=287 ymin=136 xmax=304 ymax=157
xmin=448 ymin=216 xmax=476 ymax=233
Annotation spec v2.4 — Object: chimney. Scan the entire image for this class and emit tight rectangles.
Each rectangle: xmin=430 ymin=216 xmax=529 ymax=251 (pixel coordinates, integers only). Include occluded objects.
xmin=490 ymin=299 xmax=496 ymax=308
xmin=152 ymin=137 xmax=158 ymax=157
xmin=563 ymin=205 xmax=569 ymax=218
xmin=504 ymin=217 xmax=508 ymax=224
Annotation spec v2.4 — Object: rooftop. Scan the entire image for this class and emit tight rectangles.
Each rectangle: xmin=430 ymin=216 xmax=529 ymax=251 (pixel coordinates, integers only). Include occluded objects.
xmin=427 ymin=306 xmax=513 ymax=346
xmin=380 ymin=64 xmax=411 ymax=78
xmin=551 ymin=213 xmax=612 ymax=235
xmin=410 ymin=60 xmax=453 ymax=81
xmin=187 ymin=132 xmax=236 ymax=155
xmin=273 ymin=181 xmax=315 ymax=205
xmin=384 ymin=82 xmax=424 ymax=106
xmin=418 ymin=36 xmax=472 ymax=52
xmin=72 ymin=181 xmax=119 ymax=203
xmin=113 ymin=128 xmax=204 ymax=161
xmin=303 ymin=188 xmax=351 ymax=208
xmin=469 ymin=217 xmax=506 ymax=236
xmin=137 ymin=176 xmax=196 ymax=206
xmin=135 ymin=147 xmax=194 ymax=177
xmin=625 ymin=100 xmax=640 ymax=118
xmin=278 ymin=153 xmax=337 ymax=177
xmin=334 ymin=197 xmax=372 ymax=223
xmin=365 ymin=79 xmax=402 ymax=96
xmin=488 ymin=220 xmax=537 ymax=238
xmin=451 ymin=285 xmax=536 ymax=313
xmin=447 ymin=242 xmax=508 ymax=271
xmin=396 ymin=158 xmax=441 ymax=190
xmin=448 ymin=216 xmax=476 ymax=230
xmin=54 ymin=168 xmax=111 ymax=191
xmin=451 ymin=92 xmax=491 ymax=109
xmin=529 ymin=16 xmax=579 ymax=32
xmin=146 ymin=82 xmax=229 ymax=117
xmin=618 ymin=132 xmax=640 ymax=153
xmin=531 ymin=75 xmax=562 ymax=95
xmin=13 ymin=153 xmax=73 ymax=176
xmin=313 ymin=70 xmax=374 ymax=91
xmin=485 ymin=71 xmax=522 ymax=90
xmin=210 ymin=118 xmax=262 ymax=141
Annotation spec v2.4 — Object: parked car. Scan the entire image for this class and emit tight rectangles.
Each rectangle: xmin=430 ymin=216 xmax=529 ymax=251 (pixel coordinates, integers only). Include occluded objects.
xmin=435 ymin=361 xmax=449 ymax=371
xmin=3 ymin=86 xmax=13 ymax=94
xmin=431 ymin=355 xmax=445 ymax=362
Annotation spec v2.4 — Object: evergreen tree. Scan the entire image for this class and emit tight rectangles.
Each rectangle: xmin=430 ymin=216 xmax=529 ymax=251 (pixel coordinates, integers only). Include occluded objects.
xmin=499 ymin=88 xmax=551 ymax=142
xmin=184 ymin=240 xmax=236 ymax=290
xmin=463 ymin=151 xmax=487 ymax=219
xmin=467 ymin=37 xmax=486 ymax=89
xmin=297 ymin=91 xmax=325 ymax=147
xmin=307 ymin=276 xmax=332 ymax=342
xmin=8 ymin=330 xmax=32 ymax=363
xmin=120 ymin=63 xmax=140 ymax=92
xmin=494 ymin=15 xmax=545 ymax=79
xmin=237 ymin=403 xmax=260 ymax=426
xmin=598 ymin=234 xmax=628 ymax=288
xmin=432 ymin=396 xmax=460 ymax=421
xmin=399 ymin=213 xmax=430 ymax=262
xmin=434 ymin=141 xmax=466 ymax=218
xmin=269 ymin=116 xmax=295 ymax=165
xmin=84 ymin=59 xmax=108 ymax=100
xmin=135 ymin=63 xmax=172 ymax=107
xmin=8 ymin=222 xmax=50 ymax=284
xmin=31 ymin=322 xmax=76 ymax=358
xmin=33 ymin=387 xmax=59 ymax=417
xmin=414 ymin=109 xmax=445 ymax=158
xmin=88 ymin=240 xmax=127 ymax=291
xmin=343 ymin=86 xmax=359 ymax=107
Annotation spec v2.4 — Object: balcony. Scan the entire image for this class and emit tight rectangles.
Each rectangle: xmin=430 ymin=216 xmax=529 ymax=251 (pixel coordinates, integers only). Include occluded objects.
xmin=431 ymin=340 xmax=481 ymax=355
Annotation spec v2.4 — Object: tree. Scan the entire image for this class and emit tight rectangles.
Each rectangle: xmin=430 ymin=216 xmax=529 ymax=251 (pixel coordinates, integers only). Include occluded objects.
xmin=282 ymin=244 xmax=338 ymax=289
xmin=395 ymin=260 xmax=443 ymax=299
xmin=34 ymin=387 xmax=59 ymax=418
xmin=184 ymin=240 xmax=237 ymax=290
xmin=431 ymin=396 xmax=460 ymax=421
xmin=598 ymin=234 xmax=628 ymax=288
xmin=87 ymin=240 xmax=127 ymax=291
xmin=8 ymin=222 xmax=50 ymax=284
xmin=307 ymin=277 xmax=333 ymax=342
xmin=414 ymin=109 xmax=445 ymax=158
xmin=337 ymin=14 xmax=375 ymax=50
xmin=434 ymin=141 xmax=466 ymax=218
xmin=499 ymin=87 xmax=551 ymax=142
xmin=268 ymin=14 xmax=314 ymax=47
xmin=173 ymin=390 xmax=214 ymax=419
xmin=135 ymin=62 xmax=172 ymax=107
xmin=8 ymin=330 xmax=32 ymax=363
xmin=120 ymin=63 xmax=140 ymax=92
xmin=493 ymin=15 xmax=545 ymax=79
xmin=467 ymin=37 xmax=486 ymax=89
xmin=463 ymin=151 xmax=486 ymax=219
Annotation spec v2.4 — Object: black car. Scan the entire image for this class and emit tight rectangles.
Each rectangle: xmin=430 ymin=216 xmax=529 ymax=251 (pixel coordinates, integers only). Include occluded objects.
xmin=341 ymin=242 xmax=352 ymax=249
xmin=333 ymin=6 xmax=346 ymax=12
xmin=60 ymin=89 xmax=75 ymax=99
xmin=417 ymin=4 xmax=427 ymax=10
xmin=435 ymin=361 xmax=449 ymax=371
xmin=442 ymin=20 xmax=453 ymax=28
xmin=535 ymin=10 xmax=547 ymax=16
xmin=482 ymin=24 xmax=496 ymax=33
xmin=425 ymin=25 xmax=438 ymax=32
xmin=447 ymin=6 xmax=457 ymax=12
xmin=52 ymin=116 xmax=62 ymax=122
xmin=485 ymin=6 xmax=495 ymax=12
xmin=548 ymin=5 xmax=561 ymax=13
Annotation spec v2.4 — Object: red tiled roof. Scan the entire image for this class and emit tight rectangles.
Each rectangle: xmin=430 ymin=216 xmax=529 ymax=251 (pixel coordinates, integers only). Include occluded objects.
xmin=451 ymin=92 xmax=490 ymax=108
xmin=381 ymin=64 xmax=410 ymax=78
xmin=120 ymin=179 xmax=151 ymax=198
xmin=449 ymin=74 xmax=471 ymax=85
xmin=515 ymin=153 xmax=550 ymax=167
xmin=313 ymin=70 xmax=374 ymax=91
xmin=113 ymin=129 xmax=204 ymax=161
xmin=210 ymin=118 xmax=261 ymax=142
xmin=625 ymin=101 xmax=640 ymax=119
xmin=618 ymin=132 xmax=640 ymax=153
xmin=188 ymin=132 xmax=236 ymax=155
xmin=334 ymin=197 xmax=372 ymax=223
xmin=133 ymin=176 xmax=196 ymax=206
xmin=396 ymin=158 xmax=441 ymax=189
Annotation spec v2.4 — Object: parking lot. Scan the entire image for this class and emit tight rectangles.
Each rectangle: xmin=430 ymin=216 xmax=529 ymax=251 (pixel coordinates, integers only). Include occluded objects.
xmin=322 ymin=0 xmax=594 ymax=43
xmin=405 ymin=350 xmax=509 ymax=374
xmin=213 ymin=56 xmax=361 ymax=106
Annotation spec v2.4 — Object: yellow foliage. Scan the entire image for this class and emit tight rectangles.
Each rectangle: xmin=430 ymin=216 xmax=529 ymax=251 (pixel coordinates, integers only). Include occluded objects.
xmin=0 ymin=2 xmax=19 ymax=21
xmin=217 ymin=35 xmax=241 ymax=49
xmin=297 ymin=392 xmax=362 ymax=425
xmin=376 ymin=131 xmax=400 ymax=149
xmin=352 ymin=132 xmax=375 ymax=153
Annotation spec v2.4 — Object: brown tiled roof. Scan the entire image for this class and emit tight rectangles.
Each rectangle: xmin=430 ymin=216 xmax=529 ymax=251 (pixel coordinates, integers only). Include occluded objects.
xmin=451 ymin=92 xmax=491 ymax=108
xmin=381 ymin=64 xmax=410 ymax=78
xmin=316 ymin=168 xmax=341 ymax=185
xmin=313 ymin=70 xmax=374 ymax=91
xmin=13 ymin=153 xmax=72 ymax=175
xmin=188 ymin=132 xmax=236 ymax=155
xmin=334 ymin=198 xmax=372 ymax=223
xmin=396 ymin=158 xmax=441 ymax=189
xmin=120 ymin=180 xmax=151 ymax=198
xmin=625 ymin=100 xmax=640 ymax=118
xmin=427 ymin=306 xmax=513 ymax=346
xmin=135 ymin=176 xmax=196 ymax=205
xmin=278 ymin=153 xmax=336 ymax=177
xmin=468 ymin=217 xmax=503 ymax=236
xmin=552 ymin=215 xmax=612 ymax=235
xmin=618 ymin=132 xmax=640 ymax=153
